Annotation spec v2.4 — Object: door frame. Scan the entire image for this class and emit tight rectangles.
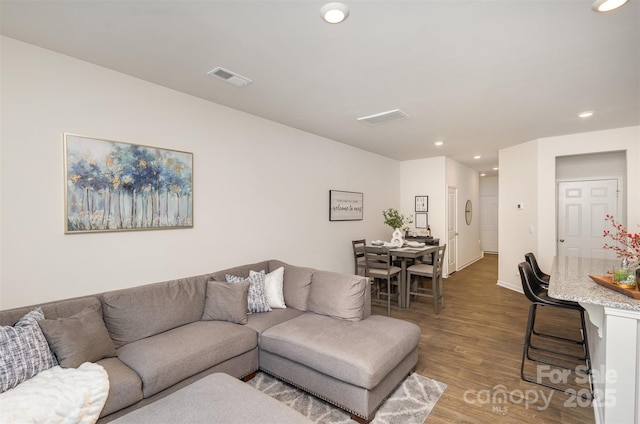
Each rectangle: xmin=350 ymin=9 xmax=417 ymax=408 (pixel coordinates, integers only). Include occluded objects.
xmin=447 ymin=185 xmax=458 ymax=274
xmin=556 ymin=176 xmax=623 ymax=257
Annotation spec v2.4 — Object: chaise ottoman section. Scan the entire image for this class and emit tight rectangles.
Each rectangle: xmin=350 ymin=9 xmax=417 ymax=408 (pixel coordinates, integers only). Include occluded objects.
xmin=260 ymin=313 xmax=420 ymax=389
xmin=110 ymin=373 xmax=313 ymax=424
xmin=117 ymin=320 xmax=258 ymax=397
xmin=258 ymin=313 xmax=421 ymax=420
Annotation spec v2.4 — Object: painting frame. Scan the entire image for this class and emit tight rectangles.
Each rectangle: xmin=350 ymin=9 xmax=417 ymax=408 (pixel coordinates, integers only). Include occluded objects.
xmin=415 ymin=195 xmax=428 ymax=212
xmin=329 ymin=190 xmax=363 ymax=221
xmin=415 ymin=213 xmax=428 ymax=229
xmin=64 ymin=133 xmax=193 ymax=234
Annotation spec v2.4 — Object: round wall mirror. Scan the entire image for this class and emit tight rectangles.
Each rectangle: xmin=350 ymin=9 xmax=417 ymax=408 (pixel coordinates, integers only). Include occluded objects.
xmin=465 ymin=200 xmax=472 ymax=225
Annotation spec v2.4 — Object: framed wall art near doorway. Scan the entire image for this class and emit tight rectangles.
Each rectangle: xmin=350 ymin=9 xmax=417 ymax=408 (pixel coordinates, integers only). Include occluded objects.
xmin=415 ymin=195 xmax=428 ymax=212
xmin=415 ymin=213 xmax=428 ymax=228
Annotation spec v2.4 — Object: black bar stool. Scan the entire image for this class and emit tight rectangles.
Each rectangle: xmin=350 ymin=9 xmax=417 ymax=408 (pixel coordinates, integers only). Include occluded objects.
xmin=524 ymin=252 xmax=549 ymax=289
xmin=518 ymin=262 xmax=592 ymax=399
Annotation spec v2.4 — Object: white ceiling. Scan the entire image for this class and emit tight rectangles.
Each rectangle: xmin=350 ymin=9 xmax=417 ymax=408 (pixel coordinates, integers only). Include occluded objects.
xmin=2 ymin=0 xmax=639 ymax=176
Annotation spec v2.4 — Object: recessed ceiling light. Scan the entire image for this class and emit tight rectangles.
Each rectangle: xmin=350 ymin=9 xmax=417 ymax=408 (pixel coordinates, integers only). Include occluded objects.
xmin=493 ymin=167 xmax=499 ymax=171
xmin=480 ymin=173 xmax=487 ymax=177
xmin=592 ymin=0 xmax=629 ymax=12
xmin=320 ymin=2 xmax=349 ymax=24
xmin=473 ymin=155 xmax=481 ymax=159
xmin=434 ymin=141 xmax=444 ymax=146
xmin=578 ymin=111 xmax=594 ymax=118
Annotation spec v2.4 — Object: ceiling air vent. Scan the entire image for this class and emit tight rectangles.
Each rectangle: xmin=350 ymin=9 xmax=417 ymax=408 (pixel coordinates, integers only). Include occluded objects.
xmin=357 ymin=109 xmax=410 ymax=125
xmin=207 ymin=67 xmax=252 ymax=87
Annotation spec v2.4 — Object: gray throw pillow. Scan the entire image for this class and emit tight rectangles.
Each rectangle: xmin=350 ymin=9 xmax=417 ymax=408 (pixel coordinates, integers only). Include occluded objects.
xmin=226 ymin=271 xmax=272 ymax=313
xmin=38 ymin=306 xmax=116 ymax=368
xmin=0 ymin=307 xmax=57 ymax=393
xmin=202 ymin=280 xmax=249 ymax=324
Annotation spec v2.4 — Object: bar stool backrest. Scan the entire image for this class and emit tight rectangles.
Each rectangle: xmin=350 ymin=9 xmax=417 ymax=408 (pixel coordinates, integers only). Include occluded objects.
xmin=524 ymin=252 xmax=549 ymax=281
xmin=518 ymin=261 xmax=546 ymax=303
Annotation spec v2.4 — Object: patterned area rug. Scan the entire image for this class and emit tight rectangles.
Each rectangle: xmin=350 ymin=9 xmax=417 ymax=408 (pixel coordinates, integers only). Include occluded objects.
xmin=247 ymin=372 xmax=447 ymax=424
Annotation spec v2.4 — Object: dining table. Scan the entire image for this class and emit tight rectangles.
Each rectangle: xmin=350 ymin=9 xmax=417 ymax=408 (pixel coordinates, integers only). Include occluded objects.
xmin=367 ymin=244 xmax=439 ymax=308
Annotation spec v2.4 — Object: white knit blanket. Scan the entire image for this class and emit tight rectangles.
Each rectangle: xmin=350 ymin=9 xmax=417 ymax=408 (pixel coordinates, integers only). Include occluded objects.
xmin=0 ymin=362 xmax=109 ymax=424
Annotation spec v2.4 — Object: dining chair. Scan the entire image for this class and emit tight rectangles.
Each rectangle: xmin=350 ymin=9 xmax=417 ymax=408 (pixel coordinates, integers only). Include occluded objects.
xmin=406 ymin=244 xmax=447 ymax=313
xmin=524 ymin=252 xmax=550 ymax=288
xmin=364 ymin=246 xmax=401 ymax=316
xmin=352 ymin=239 xmax=366 ymax=276
xmin=518 ymin=261 xmax=592 ymax=399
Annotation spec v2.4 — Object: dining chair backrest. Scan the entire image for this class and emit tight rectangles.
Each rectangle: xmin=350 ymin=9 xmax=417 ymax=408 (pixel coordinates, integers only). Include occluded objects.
xmin=432 ymin=244 xmax=447 ymax=277
xmin=352 ymin=239 xmax=366 ymax=274
xmin=518 ymin=261 xmax=547 ymax=304
xmin=364 ymin=246 xmax=393 ymax=275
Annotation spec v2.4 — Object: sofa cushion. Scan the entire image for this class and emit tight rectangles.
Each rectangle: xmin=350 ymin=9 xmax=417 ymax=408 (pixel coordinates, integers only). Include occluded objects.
xmin=251 ymin=267 xmax=286 ymax=309
xmin=39 ymin=306 xmax=116 ymax=368
xmin=260 ymin=313 xmax=420 ymax=390
xmin=202 ymin=280 xmax=249 ymax=324
xmin=0 ymin=308 xmax=57 ymax=393
xmin=268 ymin=260 xmax=313 ymax=311
xmin=226 ymin=272 xmax=271 ymax=313
xmin=96 ymin=357 xmax=143 ymax=418
xmin=0 ymin=297 xmax=102 ymax=326
xmin=246 ymin=308 xmax=304 ymax=336
xmin=101 ymin=275 xmax=208 ymax=347
xmin=116 ymin=321 xmax=258 ymax=398
xmin=307 ymin=271 xmax=367 ymax=321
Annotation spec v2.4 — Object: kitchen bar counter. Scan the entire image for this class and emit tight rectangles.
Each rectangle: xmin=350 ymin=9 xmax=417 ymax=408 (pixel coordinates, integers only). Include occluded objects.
xmin=548 ymin=256 xmax=640 ymax=424
xmin=549 ymin=256 xmax=640 ymax=311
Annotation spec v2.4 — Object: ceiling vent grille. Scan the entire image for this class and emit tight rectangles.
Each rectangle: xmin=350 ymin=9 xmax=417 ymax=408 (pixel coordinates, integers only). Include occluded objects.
xmin=357 ymin=109 xmax=410 ymax=125
xmin=207 ymin=67 xmax=252 ymax=87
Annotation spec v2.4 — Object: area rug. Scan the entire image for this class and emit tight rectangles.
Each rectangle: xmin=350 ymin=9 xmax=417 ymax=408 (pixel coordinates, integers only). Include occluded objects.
xmin=247 ymin=372 xmax=447 ymax=424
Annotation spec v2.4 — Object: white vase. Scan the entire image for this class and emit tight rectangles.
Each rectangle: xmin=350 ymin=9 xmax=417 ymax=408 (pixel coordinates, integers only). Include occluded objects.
xmin=391 ymin=228 xmax=404 ymax=247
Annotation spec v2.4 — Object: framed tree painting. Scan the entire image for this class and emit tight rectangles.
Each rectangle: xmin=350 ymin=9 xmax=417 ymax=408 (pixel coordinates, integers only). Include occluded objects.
xmin=64 ymin=133 xmax=193 ymax=233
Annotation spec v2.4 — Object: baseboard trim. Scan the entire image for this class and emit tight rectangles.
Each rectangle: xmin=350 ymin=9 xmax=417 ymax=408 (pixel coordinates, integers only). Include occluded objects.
xmin=497 ymin=279 xmax=523 ymax=293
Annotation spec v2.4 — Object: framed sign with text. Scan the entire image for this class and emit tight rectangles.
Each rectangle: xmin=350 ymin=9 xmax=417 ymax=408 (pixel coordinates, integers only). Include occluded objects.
xmin=329 ymin=190 xmax=363 ymax=221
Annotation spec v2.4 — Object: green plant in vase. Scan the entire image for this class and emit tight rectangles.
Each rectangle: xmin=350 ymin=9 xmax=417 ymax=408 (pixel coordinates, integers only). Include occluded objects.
xmin=382 ymin=209 xmax=413 ymax=230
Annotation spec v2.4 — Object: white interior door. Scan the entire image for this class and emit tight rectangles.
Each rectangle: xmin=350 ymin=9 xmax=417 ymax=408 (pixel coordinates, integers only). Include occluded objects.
xmin=448 ymin=186 xmax=457 ymax=273
xmin=557 ymin=179 xmax=619 ymax=258
xmin=480 ymin=195 xmax=498 ymax=253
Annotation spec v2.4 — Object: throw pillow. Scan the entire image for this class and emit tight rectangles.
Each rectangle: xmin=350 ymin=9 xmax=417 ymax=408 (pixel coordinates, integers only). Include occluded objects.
xmin=226 ymin=271 xmax=272 ymax=313
xmin=202 ymin=280 xmax=249 ymax=324
xmin=38 ymin=306 xmax=116 ymax=369
xmin=250 ymin=267 xmax=286 ymax=309
xmin=0 ymin=307 xmax=57 ymax=393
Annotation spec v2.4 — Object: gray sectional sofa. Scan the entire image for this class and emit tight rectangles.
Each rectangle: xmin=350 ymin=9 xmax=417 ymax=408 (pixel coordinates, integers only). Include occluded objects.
xmin=0 ymin=259 xmax=421 ymax=423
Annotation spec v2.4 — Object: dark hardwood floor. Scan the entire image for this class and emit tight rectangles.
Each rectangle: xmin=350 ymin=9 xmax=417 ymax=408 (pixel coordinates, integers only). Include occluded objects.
xmin=371 ymin=254 xmax=595 ymax=424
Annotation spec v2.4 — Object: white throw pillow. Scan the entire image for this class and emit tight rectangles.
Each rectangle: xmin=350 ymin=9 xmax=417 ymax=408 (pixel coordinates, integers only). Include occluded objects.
xmin=251 ymin=267 xmax=286 ymax=309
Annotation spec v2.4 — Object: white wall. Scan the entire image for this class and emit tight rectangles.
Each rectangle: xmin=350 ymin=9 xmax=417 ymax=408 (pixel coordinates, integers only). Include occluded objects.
xmin=498 ymin=127 xmax=640 ymax=291
xmin=498 ymin=140 xmax=538 ymax=291
xmin=399 ymin=156 xmax=482 ymax=276
xmin=0 ymin=37 xmax=400 ymax=309
xmin=480 ymin=176 xmax=499 ymax=253
xmin=445 ymin=157 xmax=482 ymax=270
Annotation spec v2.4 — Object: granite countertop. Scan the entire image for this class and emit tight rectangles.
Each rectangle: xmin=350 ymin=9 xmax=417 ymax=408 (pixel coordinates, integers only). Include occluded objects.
xmin=549 ymin=256 xmax=640 ymax=311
